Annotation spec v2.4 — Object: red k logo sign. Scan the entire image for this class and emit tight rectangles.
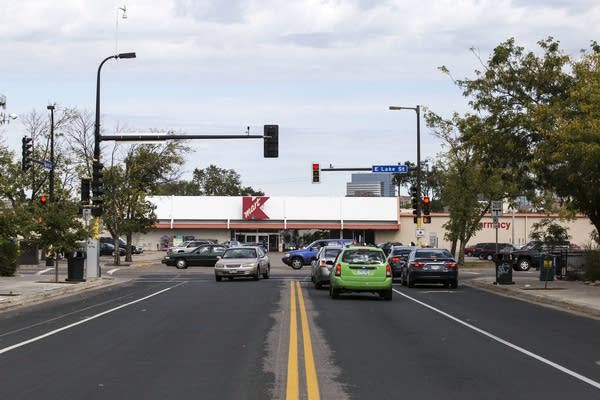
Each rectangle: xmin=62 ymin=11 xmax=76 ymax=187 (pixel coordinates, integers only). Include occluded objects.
xmin=242 ymin=196 xmax=270 ymax=220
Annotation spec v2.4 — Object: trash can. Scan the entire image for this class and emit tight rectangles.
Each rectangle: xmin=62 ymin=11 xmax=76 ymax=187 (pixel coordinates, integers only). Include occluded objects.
xmin=66 ymin=250 xmax=86 ymax=282
xmin=539 ymin=254 xmax=555 ymax=281
xmin=495 ymin=252 xmax=514 ymax=285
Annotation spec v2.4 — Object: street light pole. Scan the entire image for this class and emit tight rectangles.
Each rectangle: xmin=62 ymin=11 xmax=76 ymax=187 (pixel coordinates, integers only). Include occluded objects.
xmin=90 ymin=51 xmax=136 ymax=279
xmin=389 ymin=105 xmax=422 ymax=241
xmin=94 ymin=52 xmax=136 ymax=162
xmin=47 ymin=104 xmax=55 ymax=202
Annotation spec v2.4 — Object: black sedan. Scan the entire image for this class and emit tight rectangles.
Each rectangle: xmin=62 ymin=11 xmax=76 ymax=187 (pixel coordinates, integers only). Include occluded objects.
xmin=99 ymin=242 xmax=125 ymax=257
xmin=162 ymin=244 xmax=227 ymax=269
xmin=403 ymin=248 xmax=458 ymax=288
xmin=386 ymin=246 xmax=414 ymax=280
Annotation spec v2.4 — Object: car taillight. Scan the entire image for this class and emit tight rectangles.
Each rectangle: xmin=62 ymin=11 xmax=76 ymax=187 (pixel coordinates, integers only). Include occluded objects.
xmin=391 ymin=256 xmax=399 ymax=264
xmin=386 ymin=264 xmax=392 ymax=278
xmin=412 ymin=261 xmax=425 ymax=269
xmin=445 ymin=261 xmax=458 ymax=269
xmin=335 ymin=263 xmax=342 ymax=276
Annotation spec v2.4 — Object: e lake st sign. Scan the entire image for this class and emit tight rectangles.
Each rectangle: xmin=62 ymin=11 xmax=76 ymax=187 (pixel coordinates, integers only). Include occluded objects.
xmin=372 ymin=165 xmax=408 ymax=173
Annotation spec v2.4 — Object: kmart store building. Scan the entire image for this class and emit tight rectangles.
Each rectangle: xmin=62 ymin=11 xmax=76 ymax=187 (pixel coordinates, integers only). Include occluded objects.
xmin=133 ymin=196 xmax=596 ymax=252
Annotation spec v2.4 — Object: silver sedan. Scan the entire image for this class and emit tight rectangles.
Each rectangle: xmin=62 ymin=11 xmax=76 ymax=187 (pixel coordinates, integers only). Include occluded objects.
xmin=214 ymin=246 xmax=270 ymax=281
xmin=311 ymin=245 xmax=343 ymax=289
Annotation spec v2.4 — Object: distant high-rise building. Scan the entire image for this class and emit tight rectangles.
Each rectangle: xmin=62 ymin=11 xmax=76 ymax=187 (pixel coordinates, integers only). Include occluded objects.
xmin=346 ymin=173 xmax=395 ymax=197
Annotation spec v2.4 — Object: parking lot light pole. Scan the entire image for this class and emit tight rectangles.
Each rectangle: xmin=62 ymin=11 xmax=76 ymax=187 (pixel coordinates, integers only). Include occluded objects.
xmin=389 ymin=105 xmax=422 ymax=243
xmin=47 ymin=104 xmax=55 ymax=202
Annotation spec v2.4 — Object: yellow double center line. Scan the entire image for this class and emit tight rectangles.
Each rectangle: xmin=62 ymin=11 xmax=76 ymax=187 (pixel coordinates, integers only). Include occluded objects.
xmin=286 ymin=281 xmax=320 ymax=400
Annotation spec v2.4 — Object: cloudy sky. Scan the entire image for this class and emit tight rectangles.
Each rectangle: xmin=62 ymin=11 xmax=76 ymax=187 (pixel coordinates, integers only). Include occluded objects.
xmin=1 ymin=0 xmax=599 ymax=196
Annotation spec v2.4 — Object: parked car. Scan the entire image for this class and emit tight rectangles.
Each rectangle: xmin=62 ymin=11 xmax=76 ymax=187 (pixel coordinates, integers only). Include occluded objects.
xmin=329 ymin=245 xmax=392 ymax=300
xmin=404 ymin=248 xmax=458 ymax=288
xmin=282 ymin=239 xmax=354 ymax=269
xmin=310 ymin=245 xmax=343 ymax=289
xmin=242 ymin=241 xmax=269 ymax=252
xmin=387 ymin=245 xmax=414 ymax=280
xmin=100 ymin=237 xmax=143 ymax=254
xmin=99 ymin=242 xmax=126 ymax=257
xmin=214 ymin=246 xmax=270 ymax=281
xmin=510 ymin=240 xmax=572 ymax=271
xmin=478 ymin=243 xmax=515 ymax=260
xmin=223 ymin=240 xmax=242 ymax=248
xmin=377 ymin=241 xmax=403 ymax=256
xmin=161 ymin=244 xmax=227 ymax=269
xmin=464 ymin=242 xmax=494 ymax=257
xmin=167 ymin=240 xmax=214 ymax=254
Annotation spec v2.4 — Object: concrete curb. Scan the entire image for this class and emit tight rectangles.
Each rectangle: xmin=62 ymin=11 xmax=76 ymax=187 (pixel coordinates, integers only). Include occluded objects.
xmin=0 ymin=277 xmax=130 ymax=312
xmin=462 ymin=278 xmax=600 ymax=320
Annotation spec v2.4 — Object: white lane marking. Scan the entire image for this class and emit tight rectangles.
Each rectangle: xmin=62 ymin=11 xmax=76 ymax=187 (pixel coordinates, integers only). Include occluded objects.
xmin=106 ymin=268 xmax=120 ymax=275
xmin=461 ymin=271 xmax=481 ymax=275
xmin=35 ymin=268 xmax=54 ymax=275
xmin=0 ymin=284 xmax=183 ymax=355
xmin=393 ymin=288 xmax=600 ymax=390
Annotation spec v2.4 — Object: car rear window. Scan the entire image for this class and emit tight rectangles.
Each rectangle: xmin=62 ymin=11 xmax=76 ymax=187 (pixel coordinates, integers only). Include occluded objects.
xmin=223 ymin=248 xmax=257 ymax=259
xmin=391 ymin=248 xmax=412 ymax=256
xmin=415 ymin=249 xmax=453 ymax=259
xmin=341 ymin=249 xmax=385 ymax=264
xmin=324 ymin=248 xmax=342 ymax=258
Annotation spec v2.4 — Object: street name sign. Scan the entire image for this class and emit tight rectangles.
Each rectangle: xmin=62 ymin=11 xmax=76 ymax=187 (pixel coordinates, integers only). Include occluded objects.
xmin=372 ymin=165 xmax=408 ymax=173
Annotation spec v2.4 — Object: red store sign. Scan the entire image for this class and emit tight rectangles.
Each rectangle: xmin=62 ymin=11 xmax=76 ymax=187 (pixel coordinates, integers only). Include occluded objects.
xmin=242 ymin=196 xmax=270 ymax=220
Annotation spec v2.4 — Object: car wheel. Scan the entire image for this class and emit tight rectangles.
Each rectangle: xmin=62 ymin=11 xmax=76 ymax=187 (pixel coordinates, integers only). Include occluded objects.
xmin=450 ymin=279 xmax=458 ymax=289
xmin=407 ymin=273 xmax=415 ymax=288
xmin=215 ymin=275 xmax=222 ymax=282
xmin=262 ymin=265 xmax=270 ymax=279
xmin=176 ymin=259 xmax=187 ymax=269
xmin=329 ymin=285 xmax=339 ymax=299
xmin=517 ymin=258 xmax=531 ymax=271
xmin=291 ymin=257 xmax=304 ymax=270
xmin=381 ymin=289 xmax=393 ymax=301
xmin=253 ymin=267 xmax=261 ymax=281
xmin=486 ymin=254 xmax=494 ymax=261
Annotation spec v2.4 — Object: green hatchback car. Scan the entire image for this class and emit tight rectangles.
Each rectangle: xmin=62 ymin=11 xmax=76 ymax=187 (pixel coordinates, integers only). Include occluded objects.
xmin=329 ymin=246 xmax=393 ymax=300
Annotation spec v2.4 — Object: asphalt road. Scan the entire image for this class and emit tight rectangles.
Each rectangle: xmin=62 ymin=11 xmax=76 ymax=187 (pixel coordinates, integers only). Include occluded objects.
xmin=1 ymin=254 xmax=599 ymax=399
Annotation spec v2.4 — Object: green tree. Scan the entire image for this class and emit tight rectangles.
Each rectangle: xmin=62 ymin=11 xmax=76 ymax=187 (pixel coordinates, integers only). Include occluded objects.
xmin=192 ymin=165 xmax=264 ymax=196
xmin=534 ymin=49 xmax=600 ymax=240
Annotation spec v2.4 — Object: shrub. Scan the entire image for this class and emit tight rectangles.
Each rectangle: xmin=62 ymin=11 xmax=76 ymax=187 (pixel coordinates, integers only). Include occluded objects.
xmin=583 ymin=249 xmax=600 ymax=281
xmin=0 ymin=240 xmax=18 ymax=276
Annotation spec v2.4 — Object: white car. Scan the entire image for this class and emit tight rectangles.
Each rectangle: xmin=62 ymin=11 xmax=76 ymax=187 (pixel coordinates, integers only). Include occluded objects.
xmin=167 ymin=240 xmax=213 ymax=253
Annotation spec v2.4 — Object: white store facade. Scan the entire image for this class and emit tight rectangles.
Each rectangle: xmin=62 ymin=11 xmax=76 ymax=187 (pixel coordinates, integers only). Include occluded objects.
xmin=132 ymin=196 xmax=596 ymax=252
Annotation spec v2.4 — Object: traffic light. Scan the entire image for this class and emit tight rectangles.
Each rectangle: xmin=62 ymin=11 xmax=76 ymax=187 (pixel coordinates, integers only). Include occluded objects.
xmin=264 ymin=125 xmax=279 ymax=158
xmin=39 ymin=194 xmax=48 ymax=206
xmin=312 ymin=162 xmax=320 ymax=183
xmin=21 ymin=136 xmax=33 ymax=171
xmin=81 ymin=177 xmax=91 ymax=206
xmin=422 ymin=195 xmax=431 ymax=224
xmin=91 ymin=161 xmax=104 ymax=217
xmin=410 ymin=185 xmax=419 ymax=223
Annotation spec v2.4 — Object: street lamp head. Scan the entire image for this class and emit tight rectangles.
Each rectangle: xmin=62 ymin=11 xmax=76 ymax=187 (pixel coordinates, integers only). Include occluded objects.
xmin=47 ymin=104 xmax=55 ymax=111
xmin=117 ymin=52 xmax=136 ymax=59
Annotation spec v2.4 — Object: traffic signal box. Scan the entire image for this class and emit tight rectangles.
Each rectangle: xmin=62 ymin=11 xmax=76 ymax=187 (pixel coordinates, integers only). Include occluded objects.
xmin=264 ymin=125 xmax=279 ymax=158
xmin=312 ymin=163 xmax=320 ymax=183
xmin=422 ymin=196 xmax=431 ymax=224
xmin=410 ymin=185 xmax=419 ymax=223
xmin=91 ymin=162 xmax=104 ymax=217
xmin=39 ymin=194 xmax=48 ymax=206
xmin=22 ymin=136 xmax=33 ymax=171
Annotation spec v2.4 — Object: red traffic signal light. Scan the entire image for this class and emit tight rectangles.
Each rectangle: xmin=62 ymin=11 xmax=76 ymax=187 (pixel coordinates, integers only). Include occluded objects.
xmin=39 ymin=194 xmax=48 ymax=205
xmin=422 ymin=195 xmax=431 ymax=217
xmin=312 ymin=163 xmax=320 ymax=183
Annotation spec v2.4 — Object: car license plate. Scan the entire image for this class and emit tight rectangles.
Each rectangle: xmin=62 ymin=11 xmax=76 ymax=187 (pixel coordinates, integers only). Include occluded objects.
xmin=357 ymin=269 xmax=369 ymax=276
xmin=228 ymin=269 xmax=237 ymax=274
xmin=430 ymin=264 xmax=442 ymax=270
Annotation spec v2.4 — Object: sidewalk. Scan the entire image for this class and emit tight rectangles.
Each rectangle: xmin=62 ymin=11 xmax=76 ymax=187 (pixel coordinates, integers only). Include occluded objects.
xmin=463 ymin=273 xmax=600 ymax=319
